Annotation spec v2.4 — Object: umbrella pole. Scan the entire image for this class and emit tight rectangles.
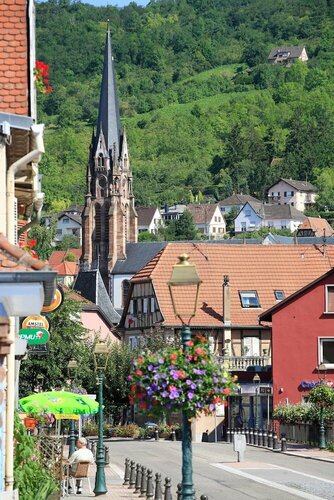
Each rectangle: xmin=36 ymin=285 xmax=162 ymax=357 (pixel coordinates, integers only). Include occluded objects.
xmin=69 ymin=419 xmax=76 ymax=457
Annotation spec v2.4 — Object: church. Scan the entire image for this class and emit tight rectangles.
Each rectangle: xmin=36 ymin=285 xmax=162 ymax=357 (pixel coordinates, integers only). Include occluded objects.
xmin=74 ymin=29 xmax=166 ymax=322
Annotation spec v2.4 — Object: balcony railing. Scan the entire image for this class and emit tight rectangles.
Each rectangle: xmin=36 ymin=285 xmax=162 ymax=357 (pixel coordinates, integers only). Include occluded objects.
xmin=218 ymin=355 xmax=271 ymax=371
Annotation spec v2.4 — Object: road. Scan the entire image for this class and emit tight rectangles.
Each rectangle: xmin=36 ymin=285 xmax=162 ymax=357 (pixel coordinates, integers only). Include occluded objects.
xmin=107 ymin=439 xmax=334 ymax=500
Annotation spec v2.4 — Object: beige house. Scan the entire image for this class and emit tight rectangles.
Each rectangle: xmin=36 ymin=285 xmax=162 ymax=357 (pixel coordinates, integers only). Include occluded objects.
xmin=267 ymin=178 xmax=317 ymax=212
xmin=137 ymin=207 xmax=163 ymax=234
xmin=186 ymin=204 xmax=226 ymax=239
xmin=268 ymin=46 xmax=308 ymax=64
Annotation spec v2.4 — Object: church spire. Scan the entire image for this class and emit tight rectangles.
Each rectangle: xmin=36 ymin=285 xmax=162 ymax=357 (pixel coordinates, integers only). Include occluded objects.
xmin=94 ymin=29 xmax=121 ymax=160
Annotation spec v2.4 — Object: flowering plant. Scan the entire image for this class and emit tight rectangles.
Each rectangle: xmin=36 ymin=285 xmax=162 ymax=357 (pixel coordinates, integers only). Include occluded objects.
xmin=19 ymin=239 xmax=39 ymax=259
xmin=34 ymin=60 xmax=52 ymax=94
xmin=128 ymin=334 xmax=239 ymax=418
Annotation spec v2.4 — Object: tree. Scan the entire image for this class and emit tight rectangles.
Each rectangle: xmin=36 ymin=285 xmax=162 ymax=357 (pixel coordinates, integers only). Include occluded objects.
xmin=165 ymin=210 xmax=197 ymax=241
xmin=56 ymin=235 xmax=81 ymax=250
xmin=27 ymin=220 xmax=56 ymax=261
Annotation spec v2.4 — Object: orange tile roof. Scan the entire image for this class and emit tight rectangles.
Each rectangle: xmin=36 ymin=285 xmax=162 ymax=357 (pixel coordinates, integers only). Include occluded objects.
xmin=0 ymin=233 xmax=50 ymax=272
xmin=49 ymin=249 xmax=81 ymax=267
xmin=51 ymin=261 xmax=78 ymax=276
xmin=298 ymin=217 xmax=334 ymax=237
xmin=131 ymin=242 xmax=334 ymax=327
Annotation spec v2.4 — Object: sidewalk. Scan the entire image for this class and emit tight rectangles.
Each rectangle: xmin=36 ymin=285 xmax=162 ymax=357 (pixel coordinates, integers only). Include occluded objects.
xmin=282 ymin=442 xmax=334 ymax=463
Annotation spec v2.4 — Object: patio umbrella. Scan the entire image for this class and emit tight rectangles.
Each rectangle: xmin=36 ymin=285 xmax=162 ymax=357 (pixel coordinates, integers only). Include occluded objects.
xmin=19 ymin=391 xmax=99 ymax=416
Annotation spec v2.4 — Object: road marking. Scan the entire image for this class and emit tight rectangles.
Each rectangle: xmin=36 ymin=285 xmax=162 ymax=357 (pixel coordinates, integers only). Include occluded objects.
xmin=273 ymin=464 xmax=334 ymax=485
xmin=211 ymin=463 xmax=324 ymax=500
xmin=109 ymin=463 xmax=124 ymax=478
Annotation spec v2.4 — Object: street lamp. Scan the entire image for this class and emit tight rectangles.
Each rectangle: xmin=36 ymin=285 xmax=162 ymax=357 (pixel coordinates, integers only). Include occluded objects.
xmin=67 ymin=359 xmax=78 ymax=457
xmin=253 ymin=374 xmax=261 ymax=429
xmin=168 ymin=254 xmax=202 ymax=500
xmin=317 ymin=363 xmax=327 ymax=450
xmin=93 ymin=341 xmax=111 ymax=496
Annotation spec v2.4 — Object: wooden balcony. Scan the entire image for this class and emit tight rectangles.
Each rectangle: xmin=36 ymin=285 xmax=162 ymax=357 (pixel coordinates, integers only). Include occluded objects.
xmin=218 ymin=355 xmax=271 ymax=371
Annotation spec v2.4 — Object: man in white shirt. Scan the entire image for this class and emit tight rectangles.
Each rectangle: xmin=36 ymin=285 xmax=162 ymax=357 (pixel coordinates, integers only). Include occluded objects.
xmin=68 ymin=437 xmax=94 ymax=494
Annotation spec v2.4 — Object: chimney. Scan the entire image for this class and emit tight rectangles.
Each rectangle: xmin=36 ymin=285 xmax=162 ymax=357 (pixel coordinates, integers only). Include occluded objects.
xmin=223 ymin=275 xmax=231 ymax=325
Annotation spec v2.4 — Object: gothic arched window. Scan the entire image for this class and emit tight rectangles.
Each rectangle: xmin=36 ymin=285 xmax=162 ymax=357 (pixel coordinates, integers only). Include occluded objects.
xmin=98 ymin=153 xmax=104 ymax=167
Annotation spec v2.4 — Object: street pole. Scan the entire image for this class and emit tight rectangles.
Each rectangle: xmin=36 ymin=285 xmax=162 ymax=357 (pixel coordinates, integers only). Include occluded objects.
xmin=181 ymin=325 xmax=194 ymax=500
xmin=254 ymin=388 xmax=258 ymax=429
xmin=94 ymin=374 xmax=107 ymax=495
xmin=69 ymin=419 xmax=76 ymax=457
xmin=319 ymin=406 xmax=326 ymax=450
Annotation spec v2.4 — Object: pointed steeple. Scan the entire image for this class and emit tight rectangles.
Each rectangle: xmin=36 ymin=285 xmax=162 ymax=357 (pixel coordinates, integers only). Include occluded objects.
xmin=94 ymin=30 xmax=121 ymax=162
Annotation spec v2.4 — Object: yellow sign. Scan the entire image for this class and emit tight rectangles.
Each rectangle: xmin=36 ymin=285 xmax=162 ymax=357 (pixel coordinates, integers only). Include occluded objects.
xmin=42 ymin=286 xmax=64 ymax=314
xmin=22 ymin=315 xmax=49 ymax=331
xmin=54 ymin=414 xmax=80 ymax=420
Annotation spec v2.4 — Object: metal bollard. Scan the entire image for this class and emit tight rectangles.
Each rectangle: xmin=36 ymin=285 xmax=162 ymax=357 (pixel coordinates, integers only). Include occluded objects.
xmin=155 ymin=473 xmax=163 ymax=500
xmin=268 ymin=430 xmax=273 ymax=448
xmin=245 ymin=428 xmax=249 ymax=444
xmin=155 ymin=429 xmax=159 ymax=441
xmin=123 ymin=458 xmax=130 ymax=485
xmin=259 ymin=430 xmax=264 ymax=447
xmin=104 ymin=446 xmax=110 ymax=465
xmin=281 ymin=433 xmax=287 ymax=452
xmin=164 ymin=477 xmax=172 ymax=500
xmin=273 ymin=431 xmax=279 ymax=450
xmin=253 ymin=428 xmax=258 ymax=446
xmin=262 ymin=430 xmax=267 ymax=448
xmin=176 ymin=483 xmax=182 ymax=500
xmin=171 ymin=430 xmax=176 ymax=441
xmin=200 ymin=496 xmax=209 ymax=500
xmin=129 ymin=460 xmax=136 ymax=489
xmin=135 ymin=463 xmax=142 ymax=494
xmin=249 ymin=428 xmax=253 ymax=445
xmin=146 ymin=469 xmax=154 ymax=500
xmin=140 ymin=466 xmax=147 ymax=497
xmin=226 ymin=427 xmax=231 ymax=443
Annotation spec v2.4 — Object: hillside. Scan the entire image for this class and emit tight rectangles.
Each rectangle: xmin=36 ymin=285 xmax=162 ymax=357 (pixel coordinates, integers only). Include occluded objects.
xmin=36 ymin=0 xmax=334 ymax=211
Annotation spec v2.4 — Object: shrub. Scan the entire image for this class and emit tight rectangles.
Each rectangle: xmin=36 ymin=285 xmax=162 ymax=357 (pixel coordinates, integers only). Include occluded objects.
xmin=82 ymin=422 xmax=110 ymax=437
xmin=111 ymin=424 xmax=141 ymax=438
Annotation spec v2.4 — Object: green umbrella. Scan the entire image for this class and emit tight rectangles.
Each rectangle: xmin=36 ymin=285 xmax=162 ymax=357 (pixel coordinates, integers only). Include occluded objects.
xmin=19 ymin=391 xmax=99 ymax=416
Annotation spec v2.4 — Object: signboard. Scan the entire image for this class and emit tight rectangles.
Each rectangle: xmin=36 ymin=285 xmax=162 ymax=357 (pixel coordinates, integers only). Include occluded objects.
xmin=19 ymin=328 xmax=50 ymax=345
xmin=41 ymin=286 xmax=64 ymax=314
xmin=259 ymin=386 xmax=272 ymax=395
xmin=28 ymin=343 xmax=49 ymax=355
xmin=22 ymin=315 xmax=50 ymax=331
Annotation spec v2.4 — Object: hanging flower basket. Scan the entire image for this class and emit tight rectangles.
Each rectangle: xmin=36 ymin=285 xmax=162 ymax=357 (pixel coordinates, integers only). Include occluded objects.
xmin=128 ymin=334 xmax=239 ymax=418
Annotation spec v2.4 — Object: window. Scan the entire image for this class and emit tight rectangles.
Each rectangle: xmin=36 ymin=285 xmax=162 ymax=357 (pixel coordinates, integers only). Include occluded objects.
xmin=150 ymin=297 xmax=155 ymax=313
xmin=143 ymin=298 xmax=148 ymax=314
xmin=132 ymin=299 xmax=138 ymax=315
xmin=239 ymin=291 xmax=260 ymax=308
xmin=284 ymin=192 xmax=287 ymax=197
xmin=56 ymin=229 xmax=62 ymax=235
xmin=319 ymin=338 xmax=334 ymax=367
xmin=274 ymin=290 xmax=285 ymax=301
xmin=241 ymin=222 xmax=246 ymax=232
xmin=325 ymin=285 xmax=334 ymax=313
xmin=62 ymin=218 xmax=69 ymax=224
xmin=281 ymin=224 xmax=287 ymax=229
xmin=245 ymin=210 xmax=251 ymax=217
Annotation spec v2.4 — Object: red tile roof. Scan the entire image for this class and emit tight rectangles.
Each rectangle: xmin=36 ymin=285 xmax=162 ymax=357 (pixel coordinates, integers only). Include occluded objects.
xmin=186 ymin=204 xmax=218 ymax=224
xmin=51 ymin=261 xmax=78 ymax=276
xmin=131 ymin=242 xmax=334 ymax=327
xmin=0 ymin=233 xmax=50 ymax=272
xmin=298 ymin=217 xmax=334 ymax=237
xmin=49 ymin=249 xmax=81 ymax=267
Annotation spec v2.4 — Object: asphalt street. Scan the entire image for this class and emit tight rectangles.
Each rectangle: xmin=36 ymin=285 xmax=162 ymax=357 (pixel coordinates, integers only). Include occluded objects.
xmin=107 ymin=439 xmax=334 ymax=500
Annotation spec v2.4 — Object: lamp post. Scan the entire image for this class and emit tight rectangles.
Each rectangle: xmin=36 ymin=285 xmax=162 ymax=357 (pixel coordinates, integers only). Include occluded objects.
xmin=93 ymin=341 xmax=111 ymax=496
xmin=317 ymin=363 xmax=327 ymax=450
xmin=67 ymin=359 xmax=78 ymax=457
xmin=253 ymin=374 xmax=261 ymax=429
xmin=168 ymin=254 xmax=202 ymax=500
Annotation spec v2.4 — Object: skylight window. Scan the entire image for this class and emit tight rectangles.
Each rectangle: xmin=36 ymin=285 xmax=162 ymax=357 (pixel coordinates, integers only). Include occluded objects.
xmin=239 ymin=291 xmax=260 ymax=308
xmin=274 ymin=290 xmax=285 ymax=301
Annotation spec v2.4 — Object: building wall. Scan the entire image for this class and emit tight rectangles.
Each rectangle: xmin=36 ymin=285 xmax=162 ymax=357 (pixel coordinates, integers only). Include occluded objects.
xmin=55 ymin=217 xmax=82 ymax=243
xmin=111 ymin=273 xmax=132 ymax=310
xmin=268 ymin=181 xmax=316 ymax=212
xmin=80 ymin=310 xmax=119 ymax=343
xmin=0 ymin=0 xmax=31 ymax=115
xmin=271 ymin=276 xmax=334 ymax=408
xmin=234 ymin=205 xmax=262 ymax=232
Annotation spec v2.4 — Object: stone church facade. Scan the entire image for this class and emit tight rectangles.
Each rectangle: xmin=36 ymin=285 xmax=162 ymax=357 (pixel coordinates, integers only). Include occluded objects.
xmin=81 ymin=30 xmax=137 ymax=293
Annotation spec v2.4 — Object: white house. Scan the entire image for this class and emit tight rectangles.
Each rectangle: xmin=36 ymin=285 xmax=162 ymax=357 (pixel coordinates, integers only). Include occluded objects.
xmin=234 ymin=202 xmax=306 ymax=234
xmin=161 ymin=204 xmax=187 ymax=222
xmin=187 ymin=204 xmax=226 ymax=239
xmin=268 ymin=46 xmax=308 ymax=64
xmin=267 ymin=178 xmax=317 ymax=212
xmin=219 ymin=194 xmax=260 ymax=215
xmin=137 ymin=207 xmax=163 ymax=234
xmin=45 ymin=206 xmax=83 ymax=245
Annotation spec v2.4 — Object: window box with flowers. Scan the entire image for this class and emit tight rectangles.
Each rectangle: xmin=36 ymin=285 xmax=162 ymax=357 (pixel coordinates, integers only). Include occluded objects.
xmin=128 ymin=335 xmax=239 ymax=420
xmin=34 ymin=60 xmax=52 ymax=95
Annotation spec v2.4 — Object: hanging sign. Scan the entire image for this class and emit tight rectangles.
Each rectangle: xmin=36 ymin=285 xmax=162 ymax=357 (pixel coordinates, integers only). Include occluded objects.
xmin=22 ymin=315 xmax=50 ymax=331
xmin=19 ymin=328 xmax=50 ymax=345
xmin=41 ymin=286 xmax=64 ymax=314
xmin=28 ymin=343 xmax=49 ymax=355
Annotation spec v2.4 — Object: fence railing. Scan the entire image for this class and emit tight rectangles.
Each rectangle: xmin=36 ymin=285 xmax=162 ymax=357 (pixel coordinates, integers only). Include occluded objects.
xmin=218 ymin=355 xmax=271 ymax=371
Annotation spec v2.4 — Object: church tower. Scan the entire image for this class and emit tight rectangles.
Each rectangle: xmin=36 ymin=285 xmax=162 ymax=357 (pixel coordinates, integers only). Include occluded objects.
xmin=81 ymin=29 xmax=137 ymax=290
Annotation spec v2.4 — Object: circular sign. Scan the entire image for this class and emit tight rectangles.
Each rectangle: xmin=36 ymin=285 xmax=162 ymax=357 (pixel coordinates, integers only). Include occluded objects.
xmin=22 ymin=315 xmax=50 ymax=331
xmin=42 ymin=286 xmax=64 ymax=314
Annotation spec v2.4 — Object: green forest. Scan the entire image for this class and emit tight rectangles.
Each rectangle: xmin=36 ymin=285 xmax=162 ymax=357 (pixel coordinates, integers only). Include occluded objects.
xmin=35 ymin=0 xmax=334 ymax=212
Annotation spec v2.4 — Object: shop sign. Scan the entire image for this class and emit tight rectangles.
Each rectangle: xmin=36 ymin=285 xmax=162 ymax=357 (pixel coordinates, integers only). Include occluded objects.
xmin=19 ymin=328 xmax=49 ymax=345
xmin=259 ymin=386 xmax=272 ymax=395
xmin=300 ymin=380 xmax=321 ymax=390
xmin=28 ymin=343 xmax=49 ymax=355
xmin=22 ymin=315 xmax=50 ymax=331
xmin=41 ymin=286 xmax=64 ymax=314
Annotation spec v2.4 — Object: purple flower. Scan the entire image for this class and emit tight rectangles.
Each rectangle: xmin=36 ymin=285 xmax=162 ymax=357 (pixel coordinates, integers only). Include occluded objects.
xmin=161 ymin=391 xmax=169 ymax=398
xmin=186 ymin=379 xmax=192 ymax=385
xmin=158 ymin=358 xmax=164 ymax=364
xmin=209 ymin=403 xmax=215 ymax=411
xmin=169 ymin=389 xmax=179 ymax=399
xmin=197 ymin=402 xmax=203 ymax=407
xmin=153 ymin=374 xmax=160 ymax=381
xmin=148 ymin=364 xmax=154 ymax=371
xmin=151 ymin=384 xmax=158 ymax=391
xmin=213 ymin=377 xmax=218 ymax=383
xmin=165 ymin=403 xmax=172 ymax=409
xmin=172 ymin=371 xmax=180 ymax=380
xmin=187 ymin=392 xmax=194 ymax=400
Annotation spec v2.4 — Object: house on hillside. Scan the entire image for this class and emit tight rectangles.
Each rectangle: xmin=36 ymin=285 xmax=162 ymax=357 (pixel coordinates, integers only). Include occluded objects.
xmin=296 ymin=217 xmax=334 ymax=238
xmin=259 ymin=268 xmax=334 ymax=408
xmin=268 ymin=46 xmax=308 ymax=64
xmin=161 ymin=204 xmax=187 ymax=223
xmin=234 ymin=201 xmax=306 ymax=234
xmin=45 ymin=206 xmax=83 ymax=245
xmin=118 ymin=243 xmax=334 ymax=435
xmin=137 ymin=207 xmax=163 ymax=234
xmin=49 ymin=248 xmax=81 ymax=287
xmin=219 ymin=194 xmax=260 ymax=215
xmin=186 ymin=204 xmax=226 ymax=239
xmin=267 ymin=178 xmax=317 ymax=212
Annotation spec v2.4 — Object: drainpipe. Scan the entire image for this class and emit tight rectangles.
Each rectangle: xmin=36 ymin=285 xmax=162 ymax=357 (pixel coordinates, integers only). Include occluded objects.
xmin=0 ymin=123 xmax=11 ymax=235
xmin=223 ymin=275 xmax=231 ymax=355
xmin=6 ymin=124 xmax=44 ymax=244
